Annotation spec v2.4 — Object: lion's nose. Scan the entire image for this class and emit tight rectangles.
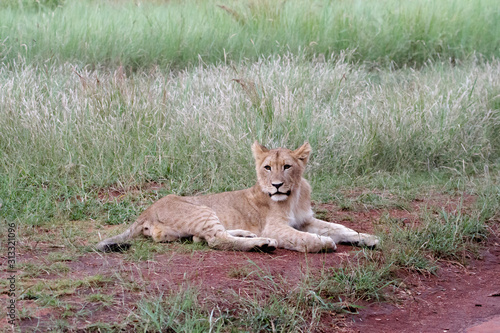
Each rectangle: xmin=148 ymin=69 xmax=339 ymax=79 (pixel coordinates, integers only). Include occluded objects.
xmin=272 ymin=182 xmax=283 ymax=189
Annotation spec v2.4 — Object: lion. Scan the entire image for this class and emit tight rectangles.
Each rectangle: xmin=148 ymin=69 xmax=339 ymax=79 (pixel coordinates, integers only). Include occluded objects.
xmin=96 ymin=142 xmax=379 ymax=253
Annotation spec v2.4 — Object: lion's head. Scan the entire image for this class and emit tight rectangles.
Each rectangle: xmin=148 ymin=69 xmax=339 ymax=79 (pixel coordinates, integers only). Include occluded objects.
xmin=252 ymin=141 xmax=311 ymax=202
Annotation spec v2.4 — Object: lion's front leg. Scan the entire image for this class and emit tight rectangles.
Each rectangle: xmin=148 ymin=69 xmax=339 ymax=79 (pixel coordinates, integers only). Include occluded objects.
xmin=301 ymin=218 xmax=379 ymax=247
xmin=262 ymin=222 xmax=336 ymax=253
xmin=227 ymin=229 xmax=258 ymax=238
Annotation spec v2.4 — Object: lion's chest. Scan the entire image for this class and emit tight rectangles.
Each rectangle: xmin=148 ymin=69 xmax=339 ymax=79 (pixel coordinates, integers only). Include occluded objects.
xmin=288 ymin=208 xmax=313 ymax=229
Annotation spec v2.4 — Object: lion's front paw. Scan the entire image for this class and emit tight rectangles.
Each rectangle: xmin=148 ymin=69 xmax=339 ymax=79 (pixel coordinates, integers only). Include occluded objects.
xmin=358 ymin=233 xmax=380 ymax=248
xmin=251 ymin=238 xmax=278 ymax=253
xmin=319 ymin=235 xmax=337 ymax=252
xmin=300 ymin=236 xmax=337 ymax=252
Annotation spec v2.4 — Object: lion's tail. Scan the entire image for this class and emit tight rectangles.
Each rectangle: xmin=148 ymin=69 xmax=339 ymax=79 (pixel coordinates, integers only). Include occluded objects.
xmin=96 ymin=216 xmax=146 ymax=252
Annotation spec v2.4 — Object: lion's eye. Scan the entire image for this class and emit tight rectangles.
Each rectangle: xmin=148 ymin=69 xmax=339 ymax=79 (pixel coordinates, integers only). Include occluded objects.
xmin=284 ymin=164 xmax=291 ymax=170
xmin=264 ymin=165 xmax=271 ymax=171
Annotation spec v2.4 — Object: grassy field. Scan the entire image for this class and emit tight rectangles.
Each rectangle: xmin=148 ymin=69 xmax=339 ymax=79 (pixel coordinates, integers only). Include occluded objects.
xmin=1 ymin=0 xmax=500 ymax=69
xmin=2 ymin=56 xmax=499 ymax=225
xmin=1 ymin=0 xmax=500 ymax=331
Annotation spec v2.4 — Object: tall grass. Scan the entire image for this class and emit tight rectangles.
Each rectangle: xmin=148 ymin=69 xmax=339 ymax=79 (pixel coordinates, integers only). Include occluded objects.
xmin=1 ymin=0 xmax=499 ymax=69
xmin=0 ymin=55 xmax=499 ymax=224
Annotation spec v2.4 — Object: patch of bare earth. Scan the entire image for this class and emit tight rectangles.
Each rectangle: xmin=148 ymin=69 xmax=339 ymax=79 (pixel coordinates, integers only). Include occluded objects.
xmin=2 ymin=193 xmax=499 ymax=332
xmin=348 ymin=233 xmax=500 ymax=333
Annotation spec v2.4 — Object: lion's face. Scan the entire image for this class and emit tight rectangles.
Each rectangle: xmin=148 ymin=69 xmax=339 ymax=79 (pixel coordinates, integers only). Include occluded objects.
xmin=252 ymin=142 xmax=311 ymax=202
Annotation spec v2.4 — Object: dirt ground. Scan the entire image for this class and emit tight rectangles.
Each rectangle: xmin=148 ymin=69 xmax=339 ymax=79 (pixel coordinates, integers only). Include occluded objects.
xmin=3 ymin=194 xmax=500 ymax=332
xmin=348 ymin=236 xmax=500 ymax=333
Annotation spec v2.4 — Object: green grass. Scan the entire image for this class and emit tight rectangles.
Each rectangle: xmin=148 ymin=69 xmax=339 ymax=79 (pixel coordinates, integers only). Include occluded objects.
xmin=47 ymin=252 xmax=79 ymax=262
xmin=134 ymin=288 xmax=223 ymax=332
xmin=128 ymin=258 xmax=388 ymax=332
xmin=18 ymin=261 xmax=70 ymax=278
xmin=19 ymin=275 xmax=113 ymax=298
xmin=132 ymin=278 xmax=329 ymax=332
xmin=1 ymin=56 xmax=499 ymax=225
xmin=85 ymin=293 xmax=114 ymax=305
xmin=1 ymin=0 xmax=499 ymax=69
xmin=123 ymin=239 xmax=172 ymax=262
xmin=315 ymin=252 xmax=395 ymax=302
xmin=381 ymin=206 xmax=489 ymax=273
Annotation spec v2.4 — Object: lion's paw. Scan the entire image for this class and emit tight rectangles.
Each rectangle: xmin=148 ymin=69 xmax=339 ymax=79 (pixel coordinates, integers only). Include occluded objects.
xmin=319 ymin=235 xmax=337 ymax=252
xmin=301 ymin=236 xmax=337 ymax=252
xmin=252 ymin=238 xmax=278 ymax=253
xmin=358 ymin=233 xmax=380 ymax=248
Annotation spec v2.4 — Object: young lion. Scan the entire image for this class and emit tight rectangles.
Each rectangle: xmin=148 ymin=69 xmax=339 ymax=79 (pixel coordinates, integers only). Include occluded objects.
xmin=96 ymin=142 xmax=379 ymax=253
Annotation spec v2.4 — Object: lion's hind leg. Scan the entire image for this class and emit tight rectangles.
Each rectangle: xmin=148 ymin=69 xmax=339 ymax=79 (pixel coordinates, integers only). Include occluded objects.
xmin=197 ymin=215 xmax=277 ymax=252
xmin=161 ymin=199 xmax=277 ymax=252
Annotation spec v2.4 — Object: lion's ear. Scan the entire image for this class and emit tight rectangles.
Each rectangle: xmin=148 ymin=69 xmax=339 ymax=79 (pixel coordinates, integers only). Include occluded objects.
xmin=252 ymin=141 xmax=269 ymax=160
xmin=293 ymin=142 xmax=311 ymax=163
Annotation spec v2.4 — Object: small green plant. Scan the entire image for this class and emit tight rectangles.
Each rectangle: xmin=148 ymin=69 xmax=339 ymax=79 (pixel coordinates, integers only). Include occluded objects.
xmin=36 ymin=294 xmax=69 ymax=308
xmin=228 ymin=265 xmax=253 ymax=279
xmin=381 ymin=204 xmax=489 ymax=272
xmin=313 ymin=207 xmax=329 ymax=220
xmin=52 ymin=319 xmax=71 ymax=331
xmin=477 ymin=182 xmax=500 ymax=223
xmin=84 ymin=322 xmax=118 ymax=331
xmin=47 ymin=252 xmax=78 ymax=262
xmin=18 ymin=306 xmax=36 ymax=321
xmin=103 ymin=200 xmax=142 ymax=225
xmin=380 ymin=215 xmax=438 ymax=273
xmin=315 ymin=252 xmax=395 ymax=302
xmin=21 ymin=275 xmax=112 ymax=298
xmin=134 ymin=288 xmax=223 ymax=332
xmin=123 ymin=239 xmax=171 ymax=261
xmin=66 ymin=197 xmax=141 ymax=225
xmin=233 ymin=293 xmax=310 ymax=332
xmin=18 ymin=262 xmax=70 ymax=278
xmin=175 ymin=239 xmax=212 ymax=253
xmin=417 ymin=210 xmax=487 ymax=261
xmin=86 ymin=293 xmax=114 ymax=306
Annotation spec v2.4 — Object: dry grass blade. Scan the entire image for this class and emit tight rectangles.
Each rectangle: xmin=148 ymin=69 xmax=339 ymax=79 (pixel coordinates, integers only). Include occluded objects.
xmin=217 ymin=4 xmax=245 ymax=25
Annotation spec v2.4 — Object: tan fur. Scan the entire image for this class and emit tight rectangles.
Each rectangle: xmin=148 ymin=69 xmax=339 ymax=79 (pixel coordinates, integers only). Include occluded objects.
xmin=96 ymin=142 xmax=379 ymax=253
